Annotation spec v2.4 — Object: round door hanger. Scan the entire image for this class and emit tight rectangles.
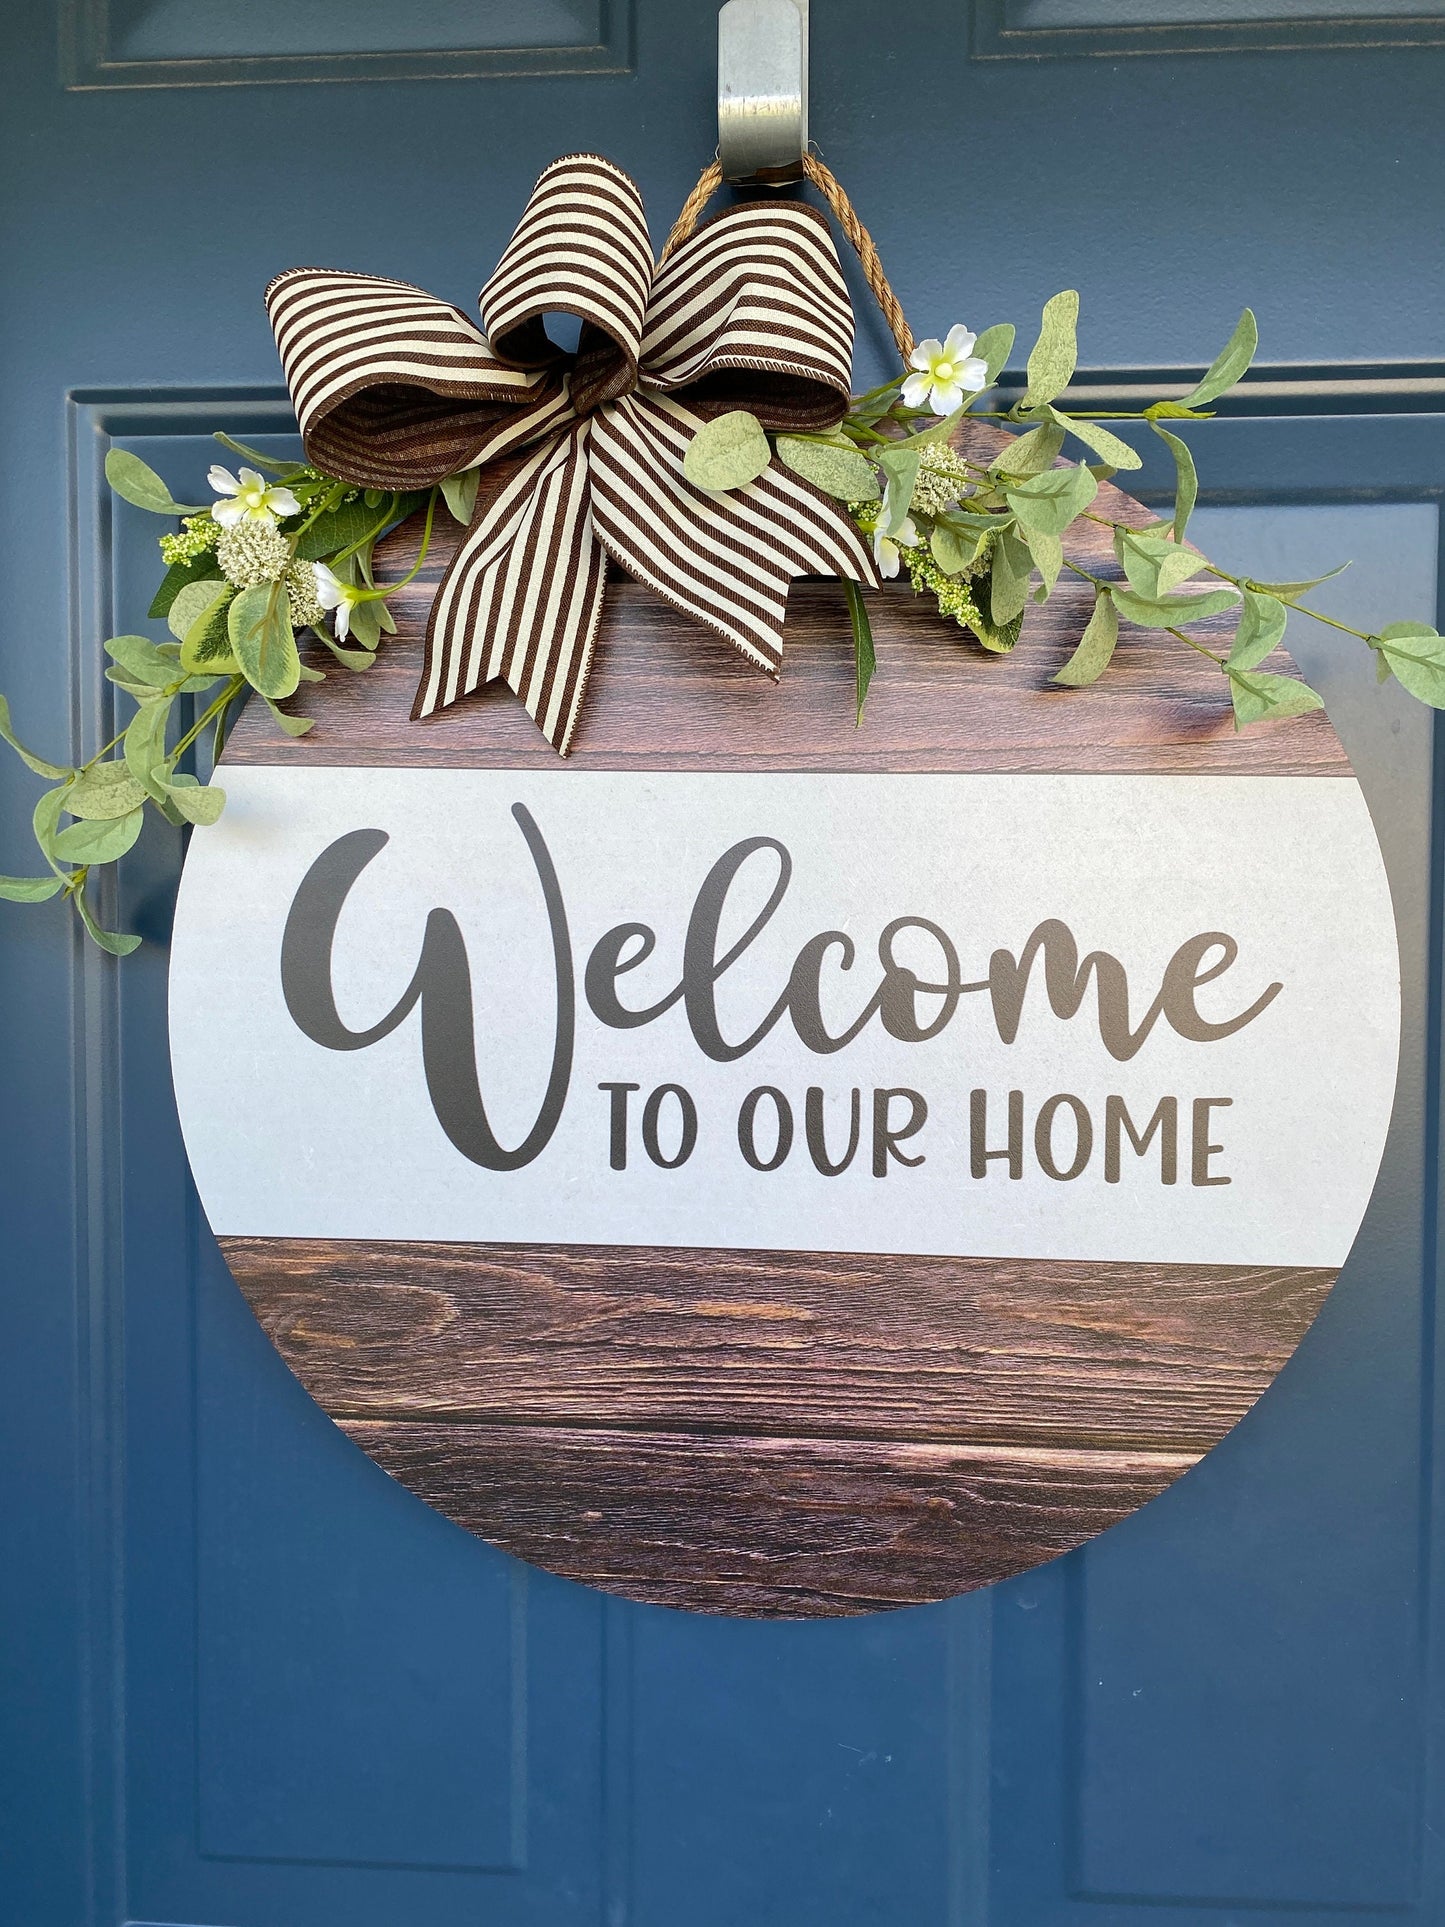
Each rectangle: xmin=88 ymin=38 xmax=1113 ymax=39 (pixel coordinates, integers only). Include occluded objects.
xmin=170 ymin=520 xmax=1401 ymax=1618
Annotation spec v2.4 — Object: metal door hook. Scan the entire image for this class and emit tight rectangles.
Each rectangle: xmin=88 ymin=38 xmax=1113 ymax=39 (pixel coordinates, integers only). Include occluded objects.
xmin=717 ymin=0 xmax=809 ymax=186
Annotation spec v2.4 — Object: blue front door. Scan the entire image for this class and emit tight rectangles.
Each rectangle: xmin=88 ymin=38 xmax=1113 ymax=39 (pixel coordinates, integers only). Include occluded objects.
xmin=4 ymin=5 xmax=1444 ymax=1921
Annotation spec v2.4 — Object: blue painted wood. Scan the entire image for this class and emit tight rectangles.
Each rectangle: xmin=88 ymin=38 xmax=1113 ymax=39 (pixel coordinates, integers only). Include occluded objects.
xmin=66 ymin=0 xmax=632 ymax=89
xmin=971 ymin=0 xmax=1445 ymax=59
xmin=2 ymin=5 xmax=1444 ymax=1923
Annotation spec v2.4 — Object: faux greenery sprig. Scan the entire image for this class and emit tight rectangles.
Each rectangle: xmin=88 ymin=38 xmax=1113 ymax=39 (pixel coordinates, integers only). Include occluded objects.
xmin=683 ymin=293 xmax=1445 ymax=728
xmin=5 ymin=291 xmax=1444 ymax=956
xmin=0 ymin=434 xmax=471 ymax=951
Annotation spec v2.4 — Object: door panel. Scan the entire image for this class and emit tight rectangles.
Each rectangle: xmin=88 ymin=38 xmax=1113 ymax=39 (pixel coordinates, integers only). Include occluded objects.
xmin=66 ymin=0 xmax=630 ymax=88
xmin=627 ymin=1605 xmax=985 ymax=1927
xmin=3 ymin=5 xmax=1444 ymax=1924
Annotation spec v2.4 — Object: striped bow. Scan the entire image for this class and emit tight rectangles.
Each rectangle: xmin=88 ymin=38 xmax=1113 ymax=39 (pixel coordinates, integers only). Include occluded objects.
xmin=266 ymin=153 xmax=879 ymax=753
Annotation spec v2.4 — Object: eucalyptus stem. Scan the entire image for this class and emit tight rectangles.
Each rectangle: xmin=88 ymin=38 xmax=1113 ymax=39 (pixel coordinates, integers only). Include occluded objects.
xmin=355 ymin=487 xmax=439 ymax=601
xmin=1060 ymin=557 xmax=1225 ymax=664
xmin=168 ymin=677 xmax=245 ymax=766
xmin=329 ymin=492 xmax=399 ymax=569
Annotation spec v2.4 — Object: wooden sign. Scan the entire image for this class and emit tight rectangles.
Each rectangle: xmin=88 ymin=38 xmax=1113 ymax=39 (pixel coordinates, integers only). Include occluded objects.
xmin=170 ymin=437 xmax=1400 ymax=1616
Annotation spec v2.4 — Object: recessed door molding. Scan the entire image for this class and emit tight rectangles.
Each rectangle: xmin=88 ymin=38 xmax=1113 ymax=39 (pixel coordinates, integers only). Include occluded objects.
xmin=62 ymin=0 xmax=634 ymax=90
xmin=971 ymin=0 xmax=1445 ymax=60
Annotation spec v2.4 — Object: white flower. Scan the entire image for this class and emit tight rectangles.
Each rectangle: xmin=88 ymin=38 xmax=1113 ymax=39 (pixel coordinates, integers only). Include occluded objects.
xmin=873 ymin=515 xmax=918 ymax=579
xmin=312 ymin=561 xmax=363 ymax=640
xmin=900 ymin=325 xmax=990 ymax=415
xmin=208 ymin=464 xmax=301 ymax=529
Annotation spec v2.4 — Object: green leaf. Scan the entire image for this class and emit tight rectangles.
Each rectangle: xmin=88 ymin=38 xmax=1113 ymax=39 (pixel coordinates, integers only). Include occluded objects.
xmin=1023 ymin=290 xmax=1080 ymax=409
xmin=104 ymin=448 xmax=205 ymax=516
xmin=844 ymin=580 xmax=876 ymax=725
xmin=123 ymin=693 xmax=173 ymax=802
xmin=990 ymin=423 xmax=1065 ymax=479
xmin=104 ymin=634 xmax=175 ymax=688
xmin=0 ymin=874 xmax=65 ymax=902
xmin=74 ymin=881 xmax=142 ymax=956
xmin=169 ymin=578 xmax=230 ymax=644
xmin=66 ymin=761 xmax=149 ymax=820
xmin=345 ymin=597 xmax=383 ymax=651
xmin=876 ymin=442 xmax=923 ymax=536
xmin=105 ymin=674 xmax=166 ymax=703
xmin=682 ymin=411 xmax=772 ymax=492
xmin=0 ymin=695 xmax=71 ymax=779
xmin=180 ymin=585 xmax=239 ymax=674
xmin=228 ymin=584 xmax=300 ymax=700
xmin=294 ymin=495 xmax=396 ymax=562
xmin=163 ymin=774 xmax=226 ymax=825
xmin=972 ymin=323 xmax=1015 ymax=386
xmin=321 ymin=635 xmax=376 ymax=671
xmin=1375 ymin=622 xmax=1445 ymax=705
xmin=1113 ymin=586 xmax=1240 ymax=628
xmin=1114 ymin=527 xmax=1161 ymax=598
xmin=989 ymin=528 xmax=1034 ymax=630
xmin=1053 ymin=588 xmax=1120 ymax=686
xmin=777 ymin=437 xmax=880 ymax=501
xmin=1115 ymin=527 xmax=1210 ymax=599
xmin=1243 ymin=564 xmax=1352 ymax=599
xmin=1024 ymin=528 xmax=1064 ymax=599
xmin=439 ymin=470 xmax=481 ymax=527
xmin=1177 ymin=309 xmax=1258 ymax=410
xmin=930 ymin=521 xmax=986 ymax=575
xmin=910 ymin=403 xmax=970 ymax=449
xmin=1155 ymin=546 xmax=1212 ymax=595
xmin=937 ymin=505 xmax=1007 ymax=534
xmin=1227 ymin=590 xmax=1289 ymax=671
xmin=1005 ymin=462 xmax=1098 ymax=537
xmin=212 ymin=432 xmax=304 ymax=476
xmin=1151 ymin=423 xmax=1199 ymax=542
xmin=1227 ymin=666 xmax=1324 ymax=729
xmin=32 ymin=784 xmax=70 ymax=863
xmin=1050 ymin=412 xmax=1143 ymax=472
xmin=263 ymin=696 xmax=315 ymax=738
xmin=972 ymin=554 xmax=1026 ymax=655
xmin=149 ymin=550 xmax=223 ymax=619
xmin=52 ymin=807 xmax=145 ymax=865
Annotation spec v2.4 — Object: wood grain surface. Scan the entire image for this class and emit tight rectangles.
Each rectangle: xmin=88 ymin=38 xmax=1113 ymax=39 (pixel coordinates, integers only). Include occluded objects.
xmin=227 ymin=1240 xmax=1332 ymax=1454
xmin=342 ymin=1420 xmax=1199 ymax=1616
xmin=211 ymin=422 xmax=1356 ymax=1615
xmin=226 ymin=424 xmax=1349 ymax=777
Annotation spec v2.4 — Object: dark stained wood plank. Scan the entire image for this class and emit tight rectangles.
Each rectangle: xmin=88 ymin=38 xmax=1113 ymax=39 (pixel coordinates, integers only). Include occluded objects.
xmin=226 ymin=1238 xmax=1335 ymax=1458
xmin=342 ymin=1418 xmax=1197 ymax=1617
xmin=224 ymin=423 xmax=1351 ymax=777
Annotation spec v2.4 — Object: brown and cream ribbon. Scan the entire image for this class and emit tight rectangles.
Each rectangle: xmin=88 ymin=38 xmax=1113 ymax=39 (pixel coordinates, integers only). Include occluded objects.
xmin=266 ymin=153 xmax=880 ymax=753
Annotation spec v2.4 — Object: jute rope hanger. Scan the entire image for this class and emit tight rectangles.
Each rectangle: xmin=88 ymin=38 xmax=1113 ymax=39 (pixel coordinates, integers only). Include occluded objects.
xmin=661 ymin=151 xmax=917 ymax=365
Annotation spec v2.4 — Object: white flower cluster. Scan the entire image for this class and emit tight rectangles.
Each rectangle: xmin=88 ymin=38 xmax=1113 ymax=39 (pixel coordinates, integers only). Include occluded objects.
xmin=216 ymin=522 xmax=290 ymax=587
xmin=206 ymin=465 xmax=340 ymax=633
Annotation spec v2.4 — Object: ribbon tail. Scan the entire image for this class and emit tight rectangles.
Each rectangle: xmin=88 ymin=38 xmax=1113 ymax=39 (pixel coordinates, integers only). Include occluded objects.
xmin=412 ymin=423 xmax=606 ymax=755
xmin=588 ymin=394 xmax=879 ymax=678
